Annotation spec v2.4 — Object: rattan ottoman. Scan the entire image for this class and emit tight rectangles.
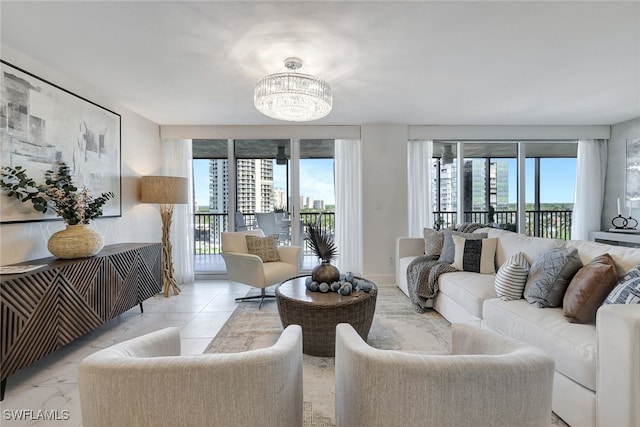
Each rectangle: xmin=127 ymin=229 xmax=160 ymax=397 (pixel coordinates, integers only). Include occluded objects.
xmin=275 ymin=275 xmax=378 ymax=357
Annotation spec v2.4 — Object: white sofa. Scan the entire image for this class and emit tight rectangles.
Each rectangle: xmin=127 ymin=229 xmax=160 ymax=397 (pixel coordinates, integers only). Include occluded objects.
xmin=395 ymin=228 xmax=640 ymax=427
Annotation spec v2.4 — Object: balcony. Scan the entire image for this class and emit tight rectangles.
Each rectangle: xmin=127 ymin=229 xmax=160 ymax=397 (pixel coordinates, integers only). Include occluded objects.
xmin=194 ymin=211 xmax=334 ymax=273
xmin=194 ymin=209 xmax=572 ymax=273
xmin=433 ymin=210 xmax=573 ymax=240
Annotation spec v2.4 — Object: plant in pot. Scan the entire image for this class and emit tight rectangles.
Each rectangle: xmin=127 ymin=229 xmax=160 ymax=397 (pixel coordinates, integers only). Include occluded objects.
xmin=306 ymin=222 xmax=340 ymax=284
xmin=1 ymin=163 xmax=114 ymax=258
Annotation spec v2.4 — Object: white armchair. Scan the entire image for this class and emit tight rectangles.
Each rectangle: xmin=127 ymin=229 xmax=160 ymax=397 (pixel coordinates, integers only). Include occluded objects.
xmin=221 ymin=229 xmax=300 ymax=307
xmin=335 ymin=323 xmax=555 ymax=427
xmin=79 ymin=325 xmax=303 ymax=427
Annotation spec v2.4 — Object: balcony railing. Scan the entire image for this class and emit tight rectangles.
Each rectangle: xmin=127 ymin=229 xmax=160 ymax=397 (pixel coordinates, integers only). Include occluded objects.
xmin=194 ymin=209 xmax=572 ymax=261
xmin=194 ymin=212 xmax=336 ymax=256
xmin=433 ymin=210 xmax=572 ymax=240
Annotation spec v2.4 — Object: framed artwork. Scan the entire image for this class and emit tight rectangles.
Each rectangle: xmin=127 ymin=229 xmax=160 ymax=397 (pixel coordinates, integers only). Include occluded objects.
xmin=0 ymin=60 xmax=121 ymax=223
xmin=627 ymin=137 xmax=640 ymax=209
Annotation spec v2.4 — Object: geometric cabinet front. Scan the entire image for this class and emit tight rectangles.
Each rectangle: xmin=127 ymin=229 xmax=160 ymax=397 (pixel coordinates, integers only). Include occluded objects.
xmin=0 ymin=243 xmax=161 ymax=397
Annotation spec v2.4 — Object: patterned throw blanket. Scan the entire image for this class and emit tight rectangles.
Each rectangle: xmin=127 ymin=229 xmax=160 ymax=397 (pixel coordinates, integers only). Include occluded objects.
xmin=407 ymin=223 xmax=485 ymax=312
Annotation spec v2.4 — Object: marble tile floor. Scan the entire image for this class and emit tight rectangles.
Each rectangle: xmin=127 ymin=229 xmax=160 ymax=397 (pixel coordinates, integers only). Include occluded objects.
xmin=0 ymin=279 xmax=254 ymax=427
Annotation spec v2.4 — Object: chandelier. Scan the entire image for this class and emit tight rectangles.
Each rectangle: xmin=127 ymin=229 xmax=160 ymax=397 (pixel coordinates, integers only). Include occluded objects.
xmin=254 ymin=57 xmax=332 ymax=122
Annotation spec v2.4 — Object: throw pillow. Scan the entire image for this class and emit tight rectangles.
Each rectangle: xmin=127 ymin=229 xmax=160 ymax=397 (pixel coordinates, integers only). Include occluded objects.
xmin=245 ymin=235 xmax=280 ymax=262
xmin=451 ymin=235 xmax=498 ymax=274
xmin=495 ymin=252 xmax=530 ymax=301
xmin=523 ymin=247 xmax=583 ymax=308
xmin=423 ymin=228 xmax=444 ymax=257
xmin=604 ymin=264 xmax=640 ymax=304
xmin=438 ymin=230 xmax=488 ymax=264
xmin=563 ymin=253 xmax=619 ymax=324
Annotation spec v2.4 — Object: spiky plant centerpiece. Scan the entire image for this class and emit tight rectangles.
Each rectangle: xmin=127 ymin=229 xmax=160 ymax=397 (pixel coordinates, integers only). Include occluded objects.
xmin=306 ymin=222 xmax=340 ymax=284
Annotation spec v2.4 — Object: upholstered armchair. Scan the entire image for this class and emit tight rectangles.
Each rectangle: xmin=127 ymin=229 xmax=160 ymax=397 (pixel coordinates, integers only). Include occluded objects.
xmin=221 ymin=229 xmax=300 ymax=307
xmin=335 ymin=323 xmax=555 ymax=427
xmin=79 ymin=325 xmax=303 ymax=427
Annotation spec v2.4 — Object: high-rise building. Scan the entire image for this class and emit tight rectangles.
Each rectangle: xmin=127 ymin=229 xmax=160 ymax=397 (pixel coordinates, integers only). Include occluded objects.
xmin=209 ymin=159 xmax=274 ymax=213
xmin=434 ymin=158 xmax=509 ymax=213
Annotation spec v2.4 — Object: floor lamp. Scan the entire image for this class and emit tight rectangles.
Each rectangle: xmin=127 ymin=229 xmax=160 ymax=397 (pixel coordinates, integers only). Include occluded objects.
xmin=140 ymin=176 xmax=188 ymax=297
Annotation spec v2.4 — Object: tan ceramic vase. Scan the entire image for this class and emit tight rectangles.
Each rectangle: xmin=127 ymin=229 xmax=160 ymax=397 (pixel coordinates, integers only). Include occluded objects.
xmin=48 ymin=224 xmax=104 ymax=259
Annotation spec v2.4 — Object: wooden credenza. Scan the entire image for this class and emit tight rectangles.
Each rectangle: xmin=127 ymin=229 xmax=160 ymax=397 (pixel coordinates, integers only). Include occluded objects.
xmin=0 ymin=243 xmax=162 ymax=400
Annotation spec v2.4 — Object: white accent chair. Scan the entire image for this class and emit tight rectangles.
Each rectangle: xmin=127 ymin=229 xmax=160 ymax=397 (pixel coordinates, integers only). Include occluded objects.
xmin=335 ymin=323 xmax=556 ymax=427
xmin=79 ymin=325 xmax=303 ymax=427
xmin=221 ymin=229 xmax=300 ymax=307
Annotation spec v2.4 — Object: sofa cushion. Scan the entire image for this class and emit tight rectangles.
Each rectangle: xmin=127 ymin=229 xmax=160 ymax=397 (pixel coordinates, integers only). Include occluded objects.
xmin=563 ymin=254 xmax=619 ymax=324
xmin=604 ymin=264 xmax=640 ymax=305
xmin=566 ymin=240 xmax=640 ymax=276
xmin=495 ymin=252 xmax=530 ymax=301
xmin=524 ymin=247 xmax=583 ymax=308
xmin=483 ymin=228 xmax=565 ymax=269
xmin=438 ymin=272 xmax=497 ymax=318
xmin=438 ymin=230 xmax=487 ymax=264
xmin=451 ymin=236 xmax=497 ymax=274
xmin=483 ymin=298 xmax=597 ymax=391
xmin=423 ymin=228 xmax=444 ymax=257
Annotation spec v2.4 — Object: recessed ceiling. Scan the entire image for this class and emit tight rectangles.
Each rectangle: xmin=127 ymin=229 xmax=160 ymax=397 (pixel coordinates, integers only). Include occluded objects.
xmin=2 ymin=1 xmax=638 ymax=126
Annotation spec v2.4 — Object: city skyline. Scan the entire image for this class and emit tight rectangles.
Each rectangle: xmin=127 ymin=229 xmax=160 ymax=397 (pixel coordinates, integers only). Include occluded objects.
xmin=194 ymin=157 xmax=576 ymax=210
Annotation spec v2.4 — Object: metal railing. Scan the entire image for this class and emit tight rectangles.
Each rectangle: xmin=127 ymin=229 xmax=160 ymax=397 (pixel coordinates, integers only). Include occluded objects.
xmin=194 ymin=211 xmax=336 ymax=255
xmin=433 ymin=210 xmax=573 ymax=240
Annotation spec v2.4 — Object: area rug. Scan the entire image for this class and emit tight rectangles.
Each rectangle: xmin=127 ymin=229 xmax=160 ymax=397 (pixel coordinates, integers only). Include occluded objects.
xmin=205 ymin=284 xmax=567 ymax=427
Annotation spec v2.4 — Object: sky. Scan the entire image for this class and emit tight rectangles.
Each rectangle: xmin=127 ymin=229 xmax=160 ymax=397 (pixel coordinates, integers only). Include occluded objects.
xmin=193 ymin=157 xmax=577 ymax=209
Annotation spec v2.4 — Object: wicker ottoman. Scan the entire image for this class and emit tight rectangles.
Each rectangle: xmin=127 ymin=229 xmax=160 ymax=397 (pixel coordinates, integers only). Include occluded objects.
xmin=275 ymin=275 xmax=378 ymax=357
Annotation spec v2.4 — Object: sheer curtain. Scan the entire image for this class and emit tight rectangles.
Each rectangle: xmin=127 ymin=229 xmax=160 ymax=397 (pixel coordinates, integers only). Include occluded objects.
xmin=162 ymin=139 xmax=195 ymax=284
xmin=571 ymin=139 xmax=607 ymax=241
xmin=407 ymin=140 xmax=433 ymax=237
xmin=334 ymin=139 xmax=363 ymax=275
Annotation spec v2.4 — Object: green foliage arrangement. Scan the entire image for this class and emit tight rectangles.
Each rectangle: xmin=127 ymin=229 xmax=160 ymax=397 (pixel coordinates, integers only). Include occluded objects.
xmin=306 ymin=222 xmax=338 ymax=262
xmin=1 ymin=163 xmax=114 ymax=225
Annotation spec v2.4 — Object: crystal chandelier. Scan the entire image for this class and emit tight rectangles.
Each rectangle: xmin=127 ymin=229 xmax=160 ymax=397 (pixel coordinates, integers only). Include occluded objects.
xmin=254 ymin=57 xmax=332 ymax=122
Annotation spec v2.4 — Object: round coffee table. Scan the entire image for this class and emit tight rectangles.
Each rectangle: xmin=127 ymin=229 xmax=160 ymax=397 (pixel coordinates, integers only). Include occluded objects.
xmin=275 ymin=275 xmax=378 ymax=357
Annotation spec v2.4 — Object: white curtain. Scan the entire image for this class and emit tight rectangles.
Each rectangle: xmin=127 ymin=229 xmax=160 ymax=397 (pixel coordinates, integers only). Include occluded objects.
xmin=571 ymin=139 xmax=608 ymax=241
xmin=334 ymin=139 xmax=363 ymax=275
xmin=407 ymin=140 xmax=433 ymax=237
xmin=162 ymin=139 xmax=195 ymax=284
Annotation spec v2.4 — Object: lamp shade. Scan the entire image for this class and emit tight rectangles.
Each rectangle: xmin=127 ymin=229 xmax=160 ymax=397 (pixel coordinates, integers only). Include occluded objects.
xmin=140 ymin=176 xmax=188 ymax=204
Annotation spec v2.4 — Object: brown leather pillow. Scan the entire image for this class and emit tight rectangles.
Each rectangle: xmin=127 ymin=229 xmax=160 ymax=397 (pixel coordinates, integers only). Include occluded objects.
xmin=563 ymin=253 xmax=618 ymax=324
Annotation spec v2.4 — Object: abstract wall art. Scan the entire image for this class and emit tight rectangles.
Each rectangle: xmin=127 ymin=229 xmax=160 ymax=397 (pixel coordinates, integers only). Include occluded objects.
xmin=0 ymin=60 xmax=121 ymax=223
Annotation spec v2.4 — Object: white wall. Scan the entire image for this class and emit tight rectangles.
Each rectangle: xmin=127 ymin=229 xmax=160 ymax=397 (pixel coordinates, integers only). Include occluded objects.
xmin=0 ymin=47 xmax=163 ymax=265
xmin=361 ymin=125 xmax=408 ymax=284
xmin=603 ymin=117 xmax=640 ymax=231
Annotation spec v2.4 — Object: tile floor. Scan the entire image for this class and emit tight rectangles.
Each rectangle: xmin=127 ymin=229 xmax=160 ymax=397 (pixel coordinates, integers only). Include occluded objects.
xmin=0 ymin=279 xmax=254 ymax=427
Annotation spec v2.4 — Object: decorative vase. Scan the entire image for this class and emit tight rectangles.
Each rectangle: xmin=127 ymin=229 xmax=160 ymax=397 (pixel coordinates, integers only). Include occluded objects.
xmin=311 ymin=260 xmax=340 ymax=284
xmin=47 ymin=224 xmax=104 ymax=259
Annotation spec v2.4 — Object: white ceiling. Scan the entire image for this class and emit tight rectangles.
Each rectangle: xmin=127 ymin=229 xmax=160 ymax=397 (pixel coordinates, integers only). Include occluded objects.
xmin=2 ymin=1 xmax=639 ymax=126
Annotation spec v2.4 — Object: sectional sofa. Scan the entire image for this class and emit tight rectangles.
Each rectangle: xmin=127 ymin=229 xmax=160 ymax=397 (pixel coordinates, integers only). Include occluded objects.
xmin=395 ymin=227 xmax=640 ymax=427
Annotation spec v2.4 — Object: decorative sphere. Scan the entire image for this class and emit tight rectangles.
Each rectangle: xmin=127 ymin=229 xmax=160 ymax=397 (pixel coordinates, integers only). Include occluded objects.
xmin=344 ymin=272 xmax=354 ymax=283
xmin=305 ymin=277 xmax=313 ymax=286
xmin=319 ymin=282 xmax=330 ymax=293
xmin=309 ymin=282 xmax=319 ymax=292
xmin=360 ymin=281 xmax=373 ymax=293
xmin=330 ymin=281 xmax=341 ymax=292
xmin=339 ymin=283 xmax=352 ymax=295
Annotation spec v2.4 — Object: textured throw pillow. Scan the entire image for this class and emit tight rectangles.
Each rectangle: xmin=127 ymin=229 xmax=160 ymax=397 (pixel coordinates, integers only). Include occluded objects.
xmin=524 ymin=247 xmax=583 ymax=308
xmin=563 ymin=253 xmax=619 ymax=324
xmin=451 ymin=235 xmax=497 ymax=274
xmin=245 ymin=235 xmax=280 ymax=262
xmin=423 ymin=228 xmax=444 ymax=257
xmin=495 ymin=252 xmax=531 ymax=301
xmin=604 ymin=264 xmax=640 ymax=304
xmin=438 ymin=230 xmax=488 ymax=264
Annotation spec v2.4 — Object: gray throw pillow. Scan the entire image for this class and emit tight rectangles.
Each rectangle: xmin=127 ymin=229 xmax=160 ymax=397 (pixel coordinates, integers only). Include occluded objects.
xmin=524 ymin=247 xmax=582 ymax=308
xmin=423 ymin=228 xmax=444 ymax=257
xmin=438 ymin=230 xmax=488 ymax=264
